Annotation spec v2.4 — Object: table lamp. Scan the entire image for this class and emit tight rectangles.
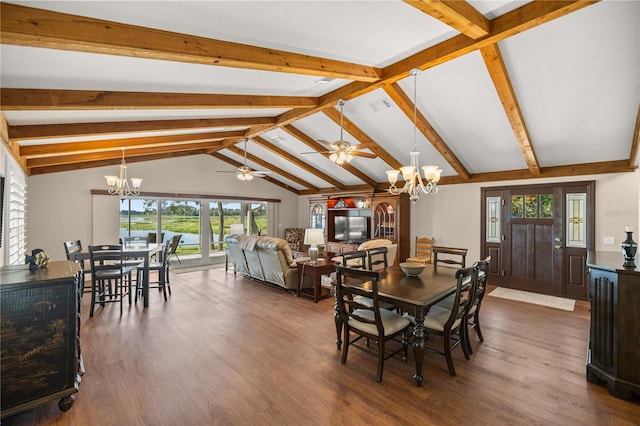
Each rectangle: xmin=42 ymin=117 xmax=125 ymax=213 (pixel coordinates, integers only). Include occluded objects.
xmin=303 ymin=228 xmax=325 ymax=264
xmin=229 ymin=224 xmax=245 ymax=235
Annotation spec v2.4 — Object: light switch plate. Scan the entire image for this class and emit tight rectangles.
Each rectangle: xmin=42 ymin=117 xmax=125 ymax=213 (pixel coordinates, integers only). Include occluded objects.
xmin=603 ymin=236 xmax=616 ymax=245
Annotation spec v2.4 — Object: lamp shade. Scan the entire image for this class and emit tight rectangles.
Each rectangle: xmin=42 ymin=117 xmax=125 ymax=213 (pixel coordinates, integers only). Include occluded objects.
xmin=303 ymin=228 xmax=324 ymax=246
xmin=230 ymin=224 xmax=245 ymax=235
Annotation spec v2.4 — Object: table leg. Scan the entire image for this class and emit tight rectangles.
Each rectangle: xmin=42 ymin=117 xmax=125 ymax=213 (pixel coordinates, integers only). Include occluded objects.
xmin=142 ymin=253 xmax=150 ymax=308
xmin=412 ymin=312 xmax=426 ymax=387
xmin=312 ymin=271 xmax=321 ymax=303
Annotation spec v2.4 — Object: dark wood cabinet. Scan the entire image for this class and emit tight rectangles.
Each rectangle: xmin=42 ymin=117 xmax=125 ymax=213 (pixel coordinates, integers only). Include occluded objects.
xmin=322 ymin=192 xmax=410 ymax=264
xmin=1 ymin=261 xmax=82 ymax=418
xmin=586 ymin=252 xmax=640 ymax=400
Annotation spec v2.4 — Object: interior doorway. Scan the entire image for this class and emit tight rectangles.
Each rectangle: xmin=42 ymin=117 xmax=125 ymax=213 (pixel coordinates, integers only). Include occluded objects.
xmin=481 ymin=181 xmax=594 ymax=300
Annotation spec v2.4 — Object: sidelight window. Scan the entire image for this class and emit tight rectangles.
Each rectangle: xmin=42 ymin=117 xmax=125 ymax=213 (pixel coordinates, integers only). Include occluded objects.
xmin=566 ymin=193 xmax=586 ymax=247
xmin=486 ymin=197 xmax=501 ymax=243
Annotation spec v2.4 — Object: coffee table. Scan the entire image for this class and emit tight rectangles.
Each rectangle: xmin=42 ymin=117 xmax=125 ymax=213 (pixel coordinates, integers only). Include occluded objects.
xmin=295 ymin=257 xmax=336 ymax=303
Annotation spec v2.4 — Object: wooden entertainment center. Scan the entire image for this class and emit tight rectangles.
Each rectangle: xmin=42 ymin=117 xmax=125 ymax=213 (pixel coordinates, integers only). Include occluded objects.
xmin=313 ymin=192 xmax=410 ymax=262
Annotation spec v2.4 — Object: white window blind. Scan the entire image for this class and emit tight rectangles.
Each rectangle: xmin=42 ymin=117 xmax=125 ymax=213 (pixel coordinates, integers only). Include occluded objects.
xmin=7 ymin=162 xmax=27 ymax=265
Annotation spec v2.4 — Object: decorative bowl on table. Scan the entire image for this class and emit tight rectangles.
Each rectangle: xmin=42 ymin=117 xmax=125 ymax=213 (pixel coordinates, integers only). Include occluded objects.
xmin=399 ymin=262 xmax=425 ymax=276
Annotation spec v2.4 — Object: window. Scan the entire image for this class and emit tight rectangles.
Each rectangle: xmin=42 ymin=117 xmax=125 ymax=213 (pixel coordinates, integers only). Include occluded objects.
xmin=511 ymin=194 xmax=553 ymax=219
xmin=118 ymin=196 xmax=269 ymax=263
xmin=486 ymin=196 xmax=501 ymax=243
xmin=566 ymin=193 xmax=586 ymax=247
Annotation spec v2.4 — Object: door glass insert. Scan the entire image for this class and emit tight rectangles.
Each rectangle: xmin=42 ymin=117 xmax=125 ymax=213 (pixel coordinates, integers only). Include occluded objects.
xmin=540 ymin=194 xmax=553 ymax=218
xmin=511 ymin=194 xmax=553 ymax=219
xmin=511 ymin=195 xmax=524 ymax=218
xmin=486 ymin=197 xmax=501 ymax=243
xmin=566 ymin=193 xmax=586 ymax=247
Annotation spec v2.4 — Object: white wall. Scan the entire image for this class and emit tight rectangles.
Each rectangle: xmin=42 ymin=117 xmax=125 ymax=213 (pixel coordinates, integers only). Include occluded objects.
xmin=22 ymin=147 xmax=640 ymax=265
xmin=27 ymin=154 xmax=300 ymax=261
xmin=296 ymin=170 xmax=640 ymax=265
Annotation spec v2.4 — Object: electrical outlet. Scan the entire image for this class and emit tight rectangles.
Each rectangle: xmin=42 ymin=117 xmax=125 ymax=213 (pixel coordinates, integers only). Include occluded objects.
xmin=603 ymin=236 xmax=616 ymax=245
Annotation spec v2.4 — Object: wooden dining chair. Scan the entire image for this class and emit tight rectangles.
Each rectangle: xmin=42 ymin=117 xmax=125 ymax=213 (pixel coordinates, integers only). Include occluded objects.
xmin=433 ymin=246 xmax=468 ymax=270
xmin=335 ymin=265 xmax=411 ymax=383
xmin=88 ymin=244 xmax=135 ymax=317
xmin=135 ymin=240 xmax=172 ymax=302
xmin=366 ymin=246 xmax=388 ymax=271
xmin=408 ymin=265 xmax=477 ymax=376
xmin=463 ymin=256 xmax=491 ymax=354
xmin=406 ymin=236 xmax=434 ymax=264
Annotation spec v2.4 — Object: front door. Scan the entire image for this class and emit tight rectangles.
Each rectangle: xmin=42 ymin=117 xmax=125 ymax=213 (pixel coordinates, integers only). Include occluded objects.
xmin=481 ymin=181 xmax=594 ymax=299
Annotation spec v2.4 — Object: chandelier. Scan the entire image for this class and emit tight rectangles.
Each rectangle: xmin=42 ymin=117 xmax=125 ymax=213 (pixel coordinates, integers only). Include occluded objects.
xmin=386 ymin=68 xmax=441 ymax=204
xmin=104 ymin=147 xmax=142 ymax=198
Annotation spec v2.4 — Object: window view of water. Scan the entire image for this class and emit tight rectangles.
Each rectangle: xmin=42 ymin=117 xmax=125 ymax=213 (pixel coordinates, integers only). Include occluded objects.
xmin=119 ymin=198 xmax=267 ymax=262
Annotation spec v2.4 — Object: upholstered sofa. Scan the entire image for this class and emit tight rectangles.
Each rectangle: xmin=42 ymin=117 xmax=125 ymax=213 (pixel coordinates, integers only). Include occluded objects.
xmin=225 ymin=234 xmax=303 ymax=291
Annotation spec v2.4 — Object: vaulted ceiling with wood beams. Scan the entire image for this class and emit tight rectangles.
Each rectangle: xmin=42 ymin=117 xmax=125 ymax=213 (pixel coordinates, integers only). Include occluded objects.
xmin=1 ymin=1 xmax=638 ymax=195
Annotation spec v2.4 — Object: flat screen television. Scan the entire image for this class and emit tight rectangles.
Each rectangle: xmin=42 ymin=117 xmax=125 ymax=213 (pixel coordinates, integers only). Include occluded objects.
xmin=334 ymin=216 xmax=369 ymax=243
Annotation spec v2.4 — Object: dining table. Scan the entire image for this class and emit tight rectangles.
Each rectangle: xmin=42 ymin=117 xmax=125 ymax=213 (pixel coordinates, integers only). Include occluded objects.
xmin=335 ymin=263 xmax=459 ymax=387
xmin=68 ymin=244 xmax=163 ymax=308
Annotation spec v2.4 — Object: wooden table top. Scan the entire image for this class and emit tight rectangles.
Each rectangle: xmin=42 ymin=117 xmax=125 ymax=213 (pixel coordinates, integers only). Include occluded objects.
xmin=354 ymin=263 xmax=458 ymax=308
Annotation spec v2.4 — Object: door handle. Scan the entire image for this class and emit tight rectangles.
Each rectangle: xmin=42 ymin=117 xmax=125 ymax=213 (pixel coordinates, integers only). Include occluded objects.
xmin=554 ymin=244 xmax=562 ymax=250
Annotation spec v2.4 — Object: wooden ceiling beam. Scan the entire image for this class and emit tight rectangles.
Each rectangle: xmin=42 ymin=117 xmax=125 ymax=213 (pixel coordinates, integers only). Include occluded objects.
xmin=9 ymin=117 xmax=276 ymax=141
xmin=404 ymin=0 xmax=490 ymax=39
xmin=384 ymin=83 xmax=471 ymax=180
xmin=480 ymin=43 xmax=540 ymax=175
xmin=0 ymin=112 xmax=28 ymax=173
xmin=210 ymin=153 xmax=300 ymax=194
xmin=19 ymin=131 xmax=239 ymax=157
xmin=323 ymin=107 xmax=403 ymax=171
xmin=0 ymin=3 xmax=380 ymax=83
xmin=281 ymin=124 xmax=381 ymax=188
xmin=28 ymin=149 xmax=208 ymax=176
xmin=252 ymin=136 xmax=346 ymax=190
xmin=384 ymin=1 xmax=598 ymax=81
xmin=0 ymin=88 xmax=317 ymax=110
xmin=225 ymin=145 xmax=318 ymax=192
xmin=26 ymin=141 xmax=220 ymax=168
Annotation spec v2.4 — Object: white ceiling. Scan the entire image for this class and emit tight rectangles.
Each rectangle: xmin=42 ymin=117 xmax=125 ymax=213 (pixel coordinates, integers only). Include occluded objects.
xmin=1 ymin=0 xmax=638 ymax=194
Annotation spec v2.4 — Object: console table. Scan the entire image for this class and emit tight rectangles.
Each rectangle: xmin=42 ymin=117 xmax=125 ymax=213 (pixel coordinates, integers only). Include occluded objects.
xmin=0 ymin=261 xmax=82 ymax=418
xmin=586 ymin=251 xmax=640 ymax=400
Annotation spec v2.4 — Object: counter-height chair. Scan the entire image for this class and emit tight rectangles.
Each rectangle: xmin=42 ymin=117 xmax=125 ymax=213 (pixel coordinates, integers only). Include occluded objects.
xmin=464 ymin=256 xmax=491 ymax=354
xmin=406 ymin=265 xmax=477 ymax=376
xmin=406 ymin=236 xmax=434 ymax=264
xmin=335 ymin=265 xmax=411 ymax=383
xmin=168 ymin=234 xmax=183 ymax=264
xmin=147 ymin=232 xmax=165 ymax=244
xmin=64 ymin=240 xmax=91 ymax=296
xmin=88 ymin=244 xmax=135 ymax=317
xmin=135 ymin=240 xmax=172 ymax=302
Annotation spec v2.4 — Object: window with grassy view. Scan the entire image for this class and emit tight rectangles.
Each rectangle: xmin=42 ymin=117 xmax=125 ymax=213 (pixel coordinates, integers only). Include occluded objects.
xmin=120 ymin=198 xmax=268 ymax=263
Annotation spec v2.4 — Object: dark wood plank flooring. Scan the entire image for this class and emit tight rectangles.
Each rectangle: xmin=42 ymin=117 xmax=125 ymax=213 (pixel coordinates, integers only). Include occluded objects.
xmin=4 ymin=268 xmax=640 ymax=425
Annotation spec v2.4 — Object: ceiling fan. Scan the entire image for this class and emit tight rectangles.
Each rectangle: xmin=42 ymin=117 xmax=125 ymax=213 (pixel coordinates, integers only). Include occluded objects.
xmin=217 ymin=138 xmax=271 ymax=181
xmin=301 ymin=99 xmax=377 ymax=165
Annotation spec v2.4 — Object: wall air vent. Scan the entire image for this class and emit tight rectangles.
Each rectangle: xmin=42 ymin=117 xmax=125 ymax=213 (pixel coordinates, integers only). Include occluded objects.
xmin=369 ymin=98 xmax=392 ymax=112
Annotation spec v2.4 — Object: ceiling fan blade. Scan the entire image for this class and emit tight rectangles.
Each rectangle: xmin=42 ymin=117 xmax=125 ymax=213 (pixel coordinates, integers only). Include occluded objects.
xmin=354 ymin=142 xmax=377 ymax=150
xmin=317 ymin=139 xmax=337 ymax=149
xmin=300 ymin=151 xmax=333 ymax=155
xmin=216 ymin=170 xmax=238 ymax=173
xmin=352 ymin=151 xmax=377 ymax=159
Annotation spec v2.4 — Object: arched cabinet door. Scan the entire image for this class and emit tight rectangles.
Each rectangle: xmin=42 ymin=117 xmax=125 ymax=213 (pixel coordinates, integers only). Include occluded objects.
xmin=309 ymin=202 xmax=327 ymax=231
xmin=371 ymin=194 xmax=410 ymax=263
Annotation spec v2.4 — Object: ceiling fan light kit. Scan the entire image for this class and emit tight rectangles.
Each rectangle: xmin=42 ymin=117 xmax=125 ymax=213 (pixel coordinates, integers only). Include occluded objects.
xmin=105 ymin=147 xmax=142 ymax=198
xmin=387 ymin=68 xmax=441 ymax=204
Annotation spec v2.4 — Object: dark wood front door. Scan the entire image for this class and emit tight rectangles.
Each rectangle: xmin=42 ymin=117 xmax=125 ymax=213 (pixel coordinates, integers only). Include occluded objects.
xmin=481 ymin=181 xmax=594 ymax=300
